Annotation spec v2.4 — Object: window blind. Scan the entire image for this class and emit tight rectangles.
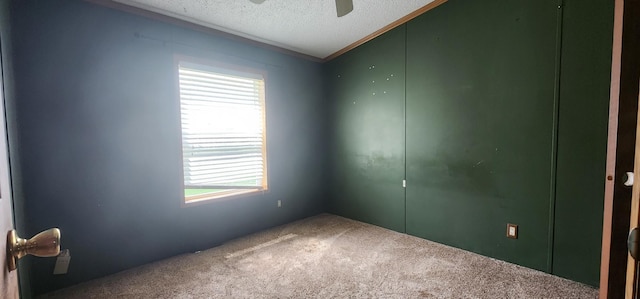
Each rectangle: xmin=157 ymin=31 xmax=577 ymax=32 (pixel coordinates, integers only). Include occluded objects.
xmin=178 ymin=64 xmax=266 ymax=194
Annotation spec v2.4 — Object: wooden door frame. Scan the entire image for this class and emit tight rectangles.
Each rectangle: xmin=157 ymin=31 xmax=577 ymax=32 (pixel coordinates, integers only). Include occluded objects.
xmin=625 ymin=101 xmax=640 ymax=296
xmin=600 ymin=0 xmax=624 ymax=297
xmin=600 ymin=0 xmax=640 ymax=298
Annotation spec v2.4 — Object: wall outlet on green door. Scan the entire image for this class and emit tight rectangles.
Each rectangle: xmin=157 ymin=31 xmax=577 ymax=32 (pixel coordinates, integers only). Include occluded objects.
xmin=507 ymin=224 xmax=518 ymax=239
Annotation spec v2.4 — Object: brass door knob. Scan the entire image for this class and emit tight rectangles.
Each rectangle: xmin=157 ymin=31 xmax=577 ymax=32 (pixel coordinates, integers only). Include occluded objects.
xmin=6 ymin=228 xmax=61 ymax=271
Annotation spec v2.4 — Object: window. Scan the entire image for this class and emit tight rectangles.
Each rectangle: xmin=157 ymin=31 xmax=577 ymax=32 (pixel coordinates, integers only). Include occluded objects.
xmin=178 ymin=60 xmax=268 ymax=203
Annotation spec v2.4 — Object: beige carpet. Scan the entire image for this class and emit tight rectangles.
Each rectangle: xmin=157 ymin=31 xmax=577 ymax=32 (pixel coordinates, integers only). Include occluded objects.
xmin=40 ymin=214 xmax=597 ymax=298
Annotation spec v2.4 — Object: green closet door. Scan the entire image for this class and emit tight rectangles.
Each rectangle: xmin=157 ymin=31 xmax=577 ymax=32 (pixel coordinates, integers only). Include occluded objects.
xmin=405 ymin=0 xmax=559 ymax=271
xmin=327 ymin=26 xmax=406 ymax=232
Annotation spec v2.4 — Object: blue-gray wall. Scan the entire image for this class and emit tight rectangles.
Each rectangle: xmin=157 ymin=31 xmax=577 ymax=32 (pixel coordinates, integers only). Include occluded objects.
xmin=3 ymin=0 xmax=326 ymax=295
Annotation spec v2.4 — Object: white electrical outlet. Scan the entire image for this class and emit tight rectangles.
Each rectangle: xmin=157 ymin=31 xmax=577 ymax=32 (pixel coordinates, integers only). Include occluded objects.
xmin=506 ymin=224 xmax=518 ymax=239
xmin=277 ymin=200 xmax=282 ymax=208
xmin=53 ymin=249 xmax=71 ymax=275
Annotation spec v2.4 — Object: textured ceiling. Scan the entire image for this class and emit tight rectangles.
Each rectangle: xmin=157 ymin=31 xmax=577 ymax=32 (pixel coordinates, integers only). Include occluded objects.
xmin=112 ymin=0 xmax=436 ymax=59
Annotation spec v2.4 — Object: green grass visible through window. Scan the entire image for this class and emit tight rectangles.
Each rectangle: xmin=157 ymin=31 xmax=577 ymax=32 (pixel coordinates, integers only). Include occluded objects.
xmin=184 ymin=189 xmax=219 ymax=197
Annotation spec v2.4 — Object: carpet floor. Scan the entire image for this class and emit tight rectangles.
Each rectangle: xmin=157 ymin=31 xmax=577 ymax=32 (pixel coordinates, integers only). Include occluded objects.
xmin=40 ymin=214 xmax=598 ymax=298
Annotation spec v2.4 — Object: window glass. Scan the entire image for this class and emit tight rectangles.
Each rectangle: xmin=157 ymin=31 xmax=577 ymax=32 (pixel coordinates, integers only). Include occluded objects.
xmin=178 ymin=61 xmax=268 ymax=203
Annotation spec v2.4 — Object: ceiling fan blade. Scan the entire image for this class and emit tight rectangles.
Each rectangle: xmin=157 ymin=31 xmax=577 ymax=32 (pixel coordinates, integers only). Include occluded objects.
xmin=250 ymin=0 xmax=266 ymax=4
xmin=335 ymin=0 xmax=353 ymax=17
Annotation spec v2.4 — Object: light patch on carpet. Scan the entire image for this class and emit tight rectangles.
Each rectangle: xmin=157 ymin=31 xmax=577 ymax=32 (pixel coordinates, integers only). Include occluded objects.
xmin=225 ymin=233 xmax=297 ymax=258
